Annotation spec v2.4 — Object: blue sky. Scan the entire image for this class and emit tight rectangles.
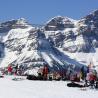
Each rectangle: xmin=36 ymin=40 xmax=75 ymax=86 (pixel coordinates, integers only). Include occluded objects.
xmin=0 ymin=0 xmax=98 ymax=24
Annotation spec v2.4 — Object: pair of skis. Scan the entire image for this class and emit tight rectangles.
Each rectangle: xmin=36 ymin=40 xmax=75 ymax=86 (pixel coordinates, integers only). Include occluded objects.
xmin=12 ymin=77 xmax=25 ymax=81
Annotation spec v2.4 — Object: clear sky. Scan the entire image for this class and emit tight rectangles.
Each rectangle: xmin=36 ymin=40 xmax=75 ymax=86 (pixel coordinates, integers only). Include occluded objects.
xmin=0 ymin=0 xmax=98 ymax=24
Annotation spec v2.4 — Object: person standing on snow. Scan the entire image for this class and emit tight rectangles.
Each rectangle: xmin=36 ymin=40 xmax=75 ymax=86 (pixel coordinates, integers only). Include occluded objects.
xmin=43 ymin=65 xmax=49 ymax=80
xmin=7 ymin=65 xmax=13 ymax=75
xmin=88 ymin=70 xmax=96 ymax=88
xmin=80 ymin=66 xmax=87 ymax=80
xmin=13 ymin=64 xmax=18 ymax=75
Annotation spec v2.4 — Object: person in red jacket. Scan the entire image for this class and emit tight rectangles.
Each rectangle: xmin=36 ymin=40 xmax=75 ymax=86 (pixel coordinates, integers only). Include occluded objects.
xmin=8 ymin=65 xmax=12 ymax=75
xmin=89 ymin=71 xmax=96 ymax=88
xmin=43 ymin=65 xmax=49 ymax=80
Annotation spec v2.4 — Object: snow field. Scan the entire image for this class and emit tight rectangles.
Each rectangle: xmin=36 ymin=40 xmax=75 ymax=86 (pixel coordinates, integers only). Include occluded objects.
xmin=0 ymin=76 xmax=98 ymax=98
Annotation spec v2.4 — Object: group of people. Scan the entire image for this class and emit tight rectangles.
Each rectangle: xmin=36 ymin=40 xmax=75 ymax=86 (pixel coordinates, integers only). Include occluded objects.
xmin=1 ymin=64 xmax=24 ymax=76
xmin=27 ymin=65 xmax=49 ymax=80
xmin=26 ymin=63 xmax=98 ymax=83
xmin=84 ymin=66 xmax=98 ymax=88
xmin=0 ymin=62 xmax=98 ymax=89
xmin=68 ymin=64 xmax=98 ymax=89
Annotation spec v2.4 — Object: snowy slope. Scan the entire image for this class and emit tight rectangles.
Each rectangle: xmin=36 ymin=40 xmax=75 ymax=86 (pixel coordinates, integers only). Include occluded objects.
xmin=0 ymin=76 xmax=98 ymax=98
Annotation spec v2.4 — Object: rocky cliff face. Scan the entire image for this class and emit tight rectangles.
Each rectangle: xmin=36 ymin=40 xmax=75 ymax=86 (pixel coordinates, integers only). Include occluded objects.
xmin=44 ymin=16 xmax=75 ymax=31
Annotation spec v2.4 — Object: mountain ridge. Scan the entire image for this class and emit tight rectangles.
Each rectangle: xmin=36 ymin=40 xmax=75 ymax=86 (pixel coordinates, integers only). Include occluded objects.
xmin=0 ymin=10 xmax=98 ymax=72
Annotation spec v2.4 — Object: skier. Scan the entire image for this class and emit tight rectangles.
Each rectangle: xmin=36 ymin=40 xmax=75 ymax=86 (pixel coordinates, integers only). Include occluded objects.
xmin=76 ymin=72 xmax=81 ymax=82
xmin=89 ymin=70 xmax=96 ymax=88
xmin=13 ymin=65 xmax=18 ymax=75
xmin=70 ymin=72 xmax=76 ymax=82
xmin=85 ymin=72 xmax=90 ymax=87
xmin=95 ymin=71 xmax=98 ymax=89
xmin=66 ymin=64 xmax=75 ymax=80
xmin=7 ymin=65 xmax=12 ymax=75
xmin=80 ymin=66 xmax=87 ymax=80
xmin=43 ymin=65 xmax=49 ymax=80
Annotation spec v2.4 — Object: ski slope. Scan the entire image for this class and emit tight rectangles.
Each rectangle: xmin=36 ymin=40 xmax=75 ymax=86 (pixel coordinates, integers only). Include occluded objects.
xmin=0 ymin=76 xmax=98 ymax=98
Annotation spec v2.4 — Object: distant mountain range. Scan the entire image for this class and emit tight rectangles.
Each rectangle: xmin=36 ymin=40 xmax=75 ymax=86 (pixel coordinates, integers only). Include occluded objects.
xmin=0 ymin=10 xmax=98 ymax=72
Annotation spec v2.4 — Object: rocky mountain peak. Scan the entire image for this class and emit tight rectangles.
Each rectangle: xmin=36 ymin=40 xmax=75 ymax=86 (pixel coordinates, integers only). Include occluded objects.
xmin=44 ymin=16 xmax=75 ymax=31
xmin=79 ymin=10 xmax=98 ymax=25
xmin=0 ymin=18 xmax=30 ymax=33
xmin=15 ymin=18 xmax=29 ymax=25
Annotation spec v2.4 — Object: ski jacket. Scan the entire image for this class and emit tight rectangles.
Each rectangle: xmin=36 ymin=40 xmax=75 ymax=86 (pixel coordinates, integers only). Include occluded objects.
xmin=8 ymin=66 xmax=12 ymax=72
xmin=43 ymin=66 xmax=48 ymax=75
xmin=89 ymin=72 xmax=96 ymax=81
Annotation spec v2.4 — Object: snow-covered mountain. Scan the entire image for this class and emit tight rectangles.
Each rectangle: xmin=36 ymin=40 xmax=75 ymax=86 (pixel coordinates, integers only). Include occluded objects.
xmin=0 ymin=18 xmax=73 ymax=71
xmin=44 ymin=10 xmax=98 ymax=53
xmin=0 ymin=10 xmax=98 ymax=72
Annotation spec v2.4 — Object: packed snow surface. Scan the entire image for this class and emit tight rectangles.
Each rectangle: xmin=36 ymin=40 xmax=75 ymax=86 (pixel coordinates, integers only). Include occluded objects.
xmin=0 ymin=76 xmax=98 ymax=98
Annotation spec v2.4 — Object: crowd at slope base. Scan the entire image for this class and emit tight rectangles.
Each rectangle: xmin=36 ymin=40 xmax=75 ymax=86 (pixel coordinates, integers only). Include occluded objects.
xmin=0 ymin=62 xmax=98 ymax=89
xmin=0 ymin=64 xmax=25 ymax=76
